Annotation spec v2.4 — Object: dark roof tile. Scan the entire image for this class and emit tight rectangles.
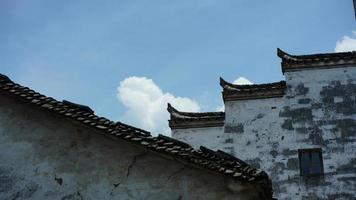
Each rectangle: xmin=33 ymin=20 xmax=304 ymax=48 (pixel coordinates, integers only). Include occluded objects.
xmin=220 ymin=77 xmax=286 ymax=101
xmin=167 ymin=103 xmax=225 ymax=129
xmin=277 ymin=48 xmax=356 ymax=73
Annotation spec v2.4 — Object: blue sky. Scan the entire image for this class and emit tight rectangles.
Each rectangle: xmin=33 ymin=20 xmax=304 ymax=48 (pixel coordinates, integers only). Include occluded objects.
xmin=0 ymin=0 xmax=355 ymax=135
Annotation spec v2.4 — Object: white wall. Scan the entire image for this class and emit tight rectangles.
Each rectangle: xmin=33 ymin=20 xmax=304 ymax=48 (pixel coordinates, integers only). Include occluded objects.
xmin=172 ymin=65 xmax=356 ymax=199
xmin=172 ymin=126 xmax=224 ymax=150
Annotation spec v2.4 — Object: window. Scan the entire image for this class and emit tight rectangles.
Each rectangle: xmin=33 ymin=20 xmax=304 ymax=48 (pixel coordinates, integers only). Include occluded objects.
xmin=298 ymin=148 xmax=324 ymax=176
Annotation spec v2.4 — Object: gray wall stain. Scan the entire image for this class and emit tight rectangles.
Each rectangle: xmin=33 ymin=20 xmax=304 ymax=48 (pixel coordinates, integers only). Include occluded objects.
xmin=172 ymin=66 xmax=356 ymax=199
xmin=0 ymin=95 xmax=260 ymax=200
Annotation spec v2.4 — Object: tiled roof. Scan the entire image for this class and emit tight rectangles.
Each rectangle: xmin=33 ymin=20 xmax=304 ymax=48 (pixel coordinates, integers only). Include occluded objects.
xmin=0 ymin=73 xmax=273 ymax=199
xmin=277 ymin=48 xmax=356 ymax=73
xmin=167 ymin=103 xmax=224 ymax=129
xmin=220 ymin=77 xmax=286 ymax=101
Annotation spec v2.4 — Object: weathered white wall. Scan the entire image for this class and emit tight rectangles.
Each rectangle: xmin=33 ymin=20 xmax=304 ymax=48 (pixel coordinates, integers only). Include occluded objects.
xmin=172 ymin=66 xmax=356 ymax=199
xmin=275 ymin=66 xmax=356 ymax=199
xmin=0 ymin=95 xmax=261 ymax=200
xmin=172 ymin=126 xmax=224 ymax=150
xmin=224 ymin=97 xmax=285 ymax=162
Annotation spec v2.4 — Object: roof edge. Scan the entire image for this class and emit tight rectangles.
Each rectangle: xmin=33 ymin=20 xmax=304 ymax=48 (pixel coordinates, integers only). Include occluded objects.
xmin=277 ymin=48 xmax=298 ymax=61
xmin=169 ymin=120 xmax=224 ymax=129
xmin=220 ymin=77 xmax=286 ymax=102
xmin=223 ymin=92 xmax=285 ymax=102
xmin=277 ymin=48 xmax=356 ymax=74
xmin=167 ymin=103 xmax=179 ymax=114
xmin=167 ymin=103 xmax=224 ymax=118
xmin=167 ymin=103 xmax=225 ymax=129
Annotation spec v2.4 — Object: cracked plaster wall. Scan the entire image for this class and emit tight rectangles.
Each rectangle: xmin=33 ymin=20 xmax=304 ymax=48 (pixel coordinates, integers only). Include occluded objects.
xmin=172 ymin=66 xmax=356 ymax=200
xmin=0 ymin=95 xmax=260 ymax=200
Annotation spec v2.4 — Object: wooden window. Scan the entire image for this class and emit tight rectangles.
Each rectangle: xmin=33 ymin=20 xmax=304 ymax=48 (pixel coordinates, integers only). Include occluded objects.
xmin=298 ymin=148 xmax=324 ymax=176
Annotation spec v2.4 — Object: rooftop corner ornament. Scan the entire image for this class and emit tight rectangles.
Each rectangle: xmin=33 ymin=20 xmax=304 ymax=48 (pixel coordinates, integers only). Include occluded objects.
xmin=354 ymin=0 xmax=356 ymax=19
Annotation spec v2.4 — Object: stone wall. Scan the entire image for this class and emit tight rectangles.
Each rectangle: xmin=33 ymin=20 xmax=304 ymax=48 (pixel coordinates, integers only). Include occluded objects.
xmin=0 ymin=95 xmax=260 ymax=200
xmin=172 ymin=65 xmax=356 ymax=199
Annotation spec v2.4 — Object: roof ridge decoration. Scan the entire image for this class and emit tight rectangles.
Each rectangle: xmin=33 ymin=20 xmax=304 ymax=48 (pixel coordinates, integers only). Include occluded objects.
xmin=277 ymin=48 xmax=356 ymax=73
xmin=0 ymin=73 xmax=273 ymax=199
xmin=167 ymin=103 xmax=225 ymax=129
xmin=220 ymin=77 xmax=286 ymax=101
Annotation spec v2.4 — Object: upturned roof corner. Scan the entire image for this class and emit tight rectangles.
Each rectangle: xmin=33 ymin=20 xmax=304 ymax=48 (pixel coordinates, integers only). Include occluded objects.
xmin=277 ymin=48 xmax=298 ymax=62
xmin=219 ymin=77 xmax=228 ymax=88
xmin=167 ymin=102 xmax=178 ymax=114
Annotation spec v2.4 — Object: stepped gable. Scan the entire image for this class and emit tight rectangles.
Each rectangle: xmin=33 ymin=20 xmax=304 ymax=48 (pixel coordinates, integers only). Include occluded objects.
xmin=0 ymin=73 xmax=273 ymax=199
xmin=167 ymin=103 xmax=225 ymax=129
xmin=277 ymin=48 xmax=356 ymax=73
xmin=220 ymin=77 xmax=286 ymax=101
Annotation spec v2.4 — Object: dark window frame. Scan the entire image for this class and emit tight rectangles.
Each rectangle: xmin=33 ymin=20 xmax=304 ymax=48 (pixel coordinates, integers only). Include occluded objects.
xmin=298 ymin=148 xmax=324 ymax=177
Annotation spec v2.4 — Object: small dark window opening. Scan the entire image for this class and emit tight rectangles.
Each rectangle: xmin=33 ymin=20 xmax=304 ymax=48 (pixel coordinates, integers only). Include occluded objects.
xmin=298 ymin=148 xmax=324 ymax=176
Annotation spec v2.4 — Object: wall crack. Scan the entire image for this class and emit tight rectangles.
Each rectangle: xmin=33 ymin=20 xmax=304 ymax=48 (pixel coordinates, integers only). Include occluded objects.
xmin=126 ymin=152 xmax=148 ymax=178
xmin=166 ymin=167 xmax=186 ymax=182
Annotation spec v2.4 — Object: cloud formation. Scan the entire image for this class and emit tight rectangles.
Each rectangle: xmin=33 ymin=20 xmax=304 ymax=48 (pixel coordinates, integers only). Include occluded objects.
xmin=233 ymin=77 xmax=253 ymax=85
xmin=117 ymin=76 xmax=200 ymax=135
xmin=215 ymin=105 xmax=224 ymax=112
xmin=335 ymin=31 xmax=356 ymax=52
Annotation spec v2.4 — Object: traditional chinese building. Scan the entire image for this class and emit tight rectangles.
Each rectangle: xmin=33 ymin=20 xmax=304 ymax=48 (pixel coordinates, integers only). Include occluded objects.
xmin=0 ymin=74 xmax=273 ymax=199
xmin=169 ymin=49 xmax=356 ymax=199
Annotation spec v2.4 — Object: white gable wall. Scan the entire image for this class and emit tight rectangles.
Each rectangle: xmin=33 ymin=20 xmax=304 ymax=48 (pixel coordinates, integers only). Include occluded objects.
xmin=172 ymin=126 xmax=224 ymax=150
xmin=172 ymin=65 xmax=356 ymax=199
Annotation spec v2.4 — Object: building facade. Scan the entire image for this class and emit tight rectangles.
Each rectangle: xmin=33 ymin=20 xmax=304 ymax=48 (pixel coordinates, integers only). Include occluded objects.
xmin=0 ymin=74 xmax=273 ymax=200
xmin=169 ymin=49 xmax=356 ymax=199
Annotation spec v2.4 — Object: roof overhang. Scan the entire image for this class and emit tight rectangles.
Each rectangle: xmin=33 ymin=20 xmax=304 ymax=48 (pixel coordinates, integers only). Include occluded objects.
xmin=167 ymin=103 xmax=225 ymax=129
xmin=277 ymin=48 xmax=356 ymax=74
xmin=220 ymin=78 xmax=286 ymax=102
xmin=169 ymin=120 xmax=224 ymax=129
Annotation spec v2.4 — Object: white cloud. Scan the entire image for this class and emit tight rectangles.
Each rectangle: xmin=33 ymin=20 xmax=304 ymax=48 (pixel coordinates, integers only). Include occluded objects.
xmin=335 ymin=31 xmax=356 ymax=52
xmin=117 ymin=76 xmax=200 ymax=136
xmin=215 ymin=105 xmax=224 ymax=112
xmin=233 ymin=77 xmax=253 ymax=85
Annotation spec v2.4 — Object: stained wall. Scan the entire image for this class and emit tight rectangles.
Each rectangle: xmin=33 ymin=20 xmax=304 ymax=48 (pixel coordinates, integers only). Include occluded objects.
xmin=172 ymin=65 xmax=356 ymax=199
xmin=0 ymin=94 xmax=261 ymax=200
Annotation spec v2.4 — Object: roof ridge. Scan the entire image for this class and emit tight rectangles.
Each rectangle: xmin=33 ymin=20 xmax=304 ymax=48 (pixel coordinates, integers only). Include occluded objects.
xmin=277 ymin=48 xmax=356 ymax=73
xmin=220 ymin=77 xmax=285 ymax=89
xmin=220 ymin=77 xmax=286 ymax=101
xmin=0 ymin=73 xmax=272 ymax=198
xmin=167 ymin=103 xmax=225 ymax=129
xmin=167 ymin=103 xmax=224 ymax=117
xmin=277 ymin=48 xmax=356 ymax=60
